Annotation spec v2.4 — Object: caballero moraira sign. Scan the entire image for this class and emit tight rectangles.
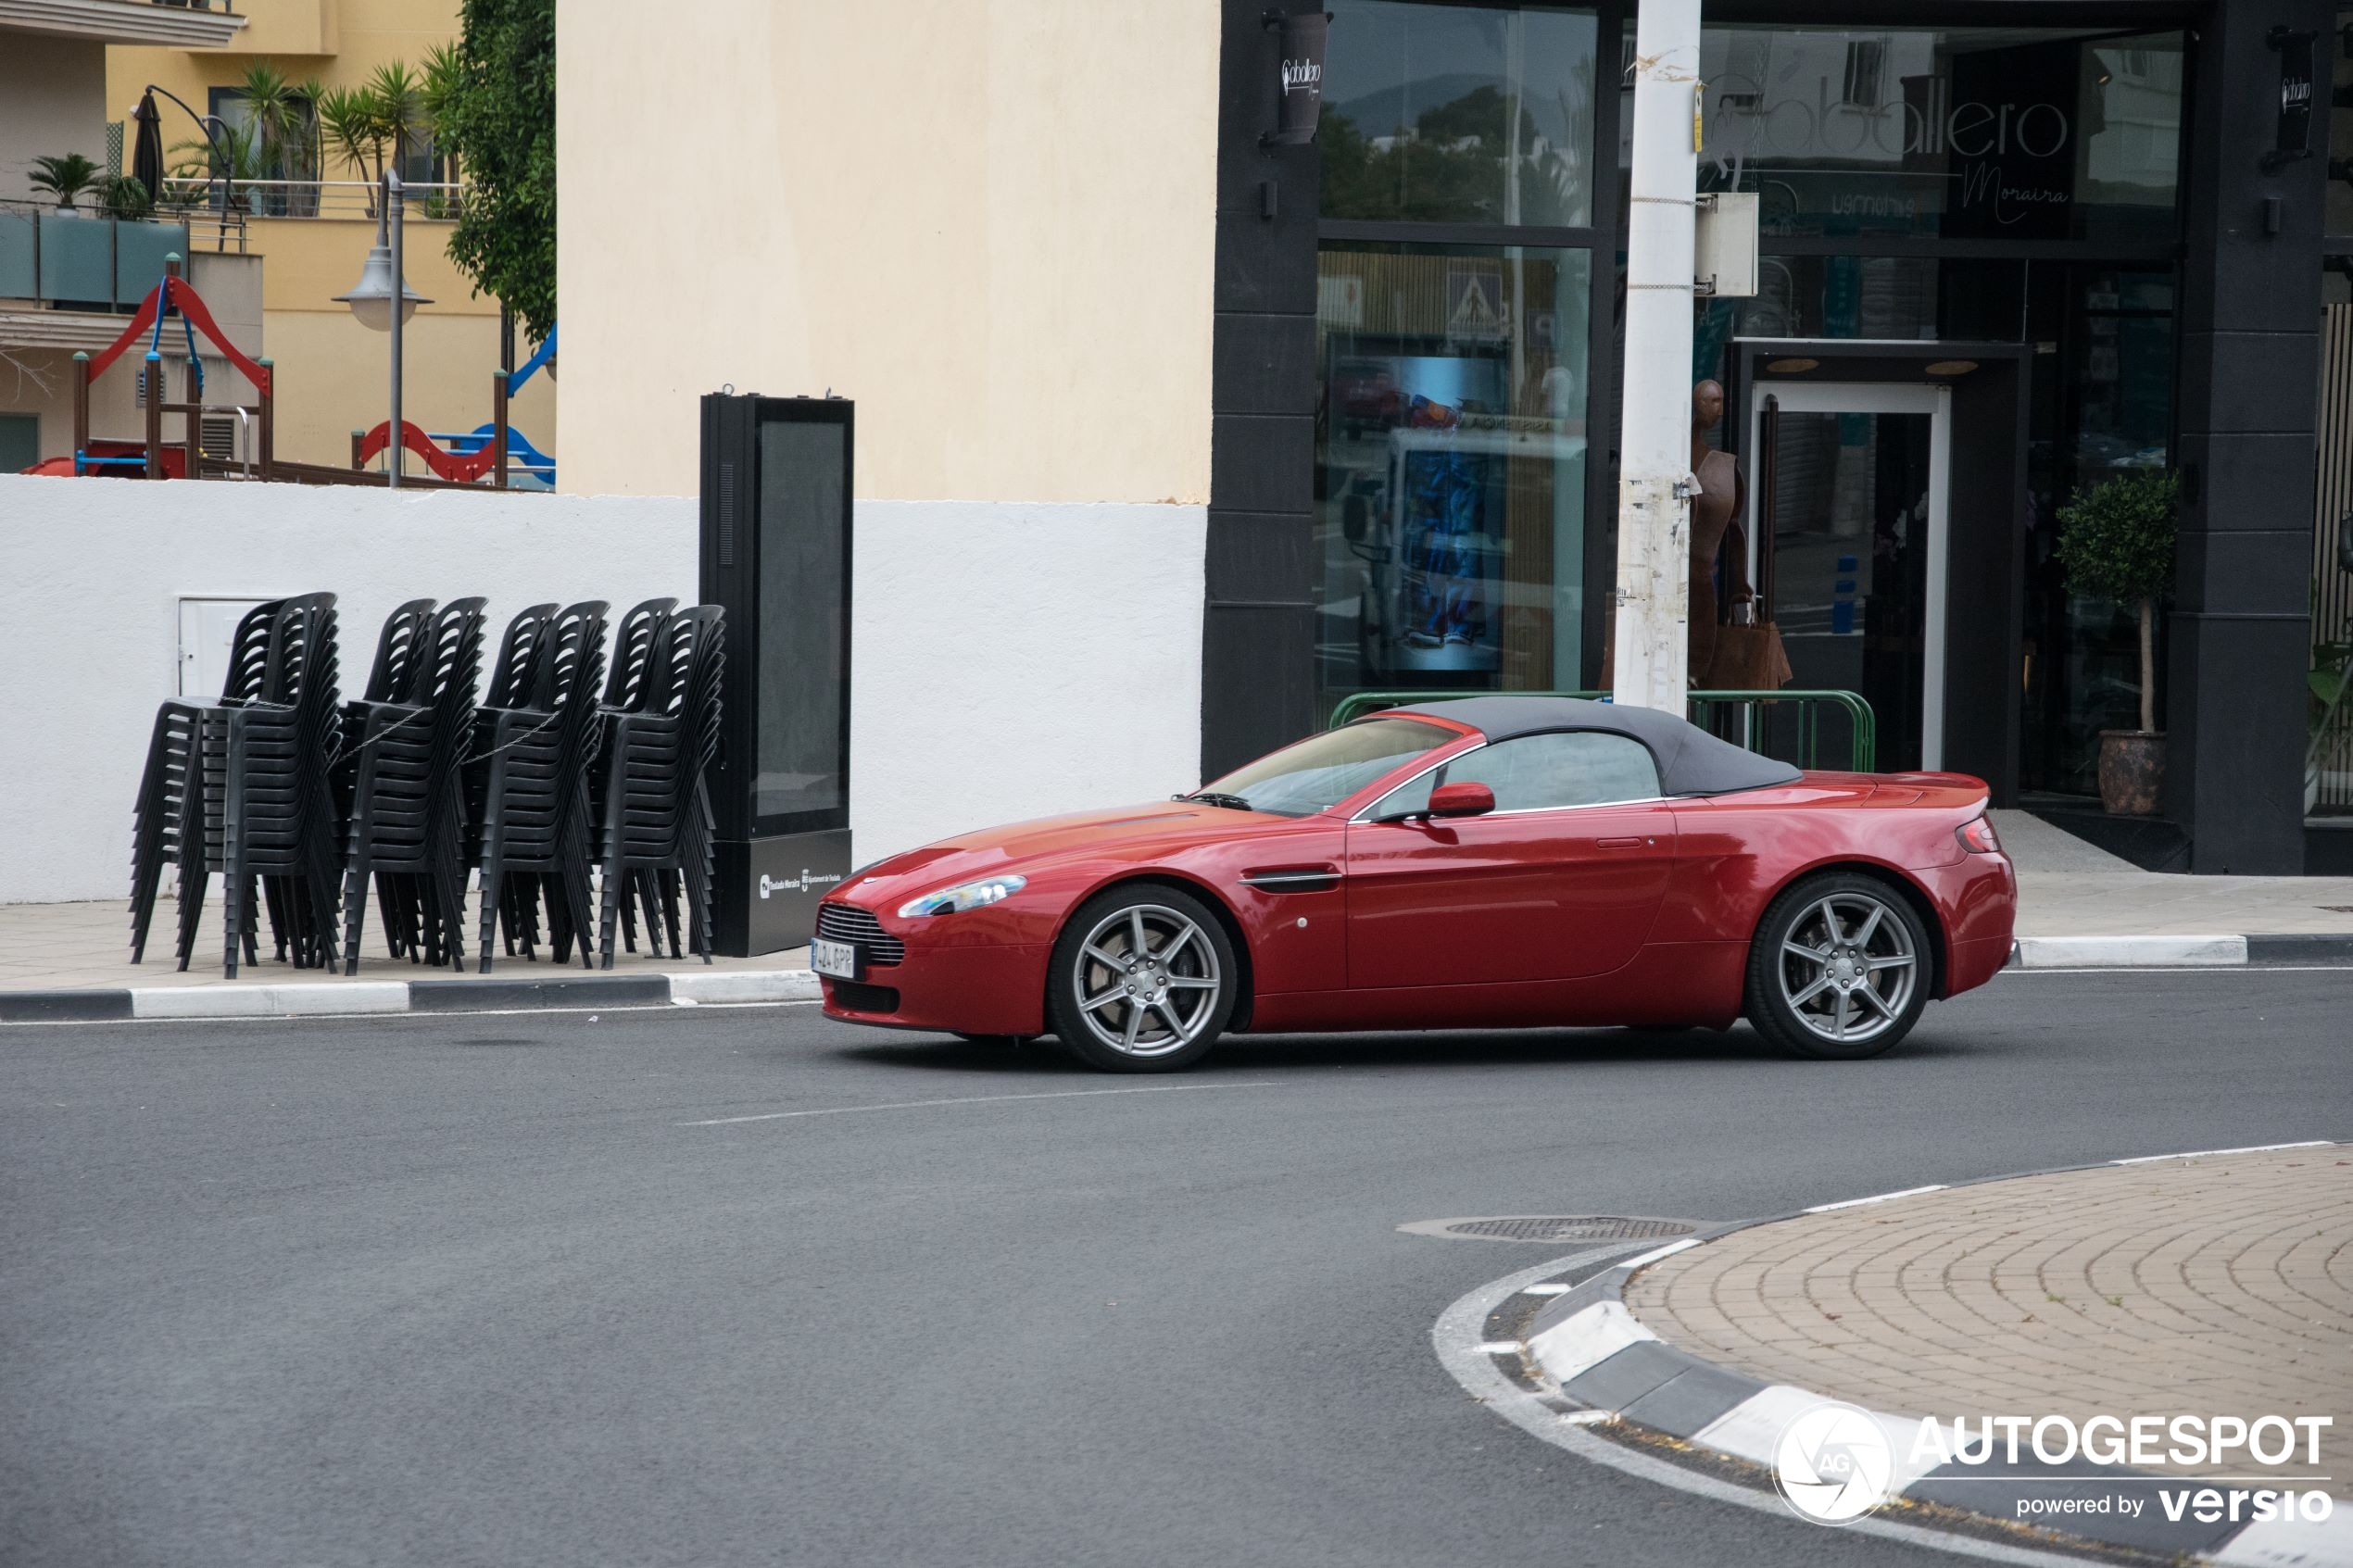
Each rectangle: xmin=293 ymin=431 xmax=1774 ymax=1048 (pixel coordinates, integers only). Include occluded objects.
xmin=1268 ymin=10 xmax=1332 ymax=146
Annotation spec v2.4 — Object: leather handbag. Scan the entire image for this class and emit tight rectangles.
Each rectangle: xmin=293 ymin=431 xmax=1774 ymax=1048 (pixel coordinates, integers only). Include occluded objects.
xmin=1704 ymin=609 xmax=1793 ymax=693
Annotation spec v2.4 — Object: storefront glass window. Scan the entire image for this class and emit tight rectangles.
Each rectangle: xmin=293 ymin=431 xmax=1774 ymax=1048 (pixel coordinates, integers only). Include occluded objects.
xmin=1320 ymin=2 xmax=1598 ymax=227
xmin=1313 ymin=244 xmax=1592 ymax=718
xmin=2330 ymin=11 xmax=2353 ymax=241
xmin=2312 ymin=260 xmax=2353 ymax=816
xmin=1690 ymin=27 xmax=2184 ymax=243
xmin=2020 ymin=267 xmax=2175 ymax=797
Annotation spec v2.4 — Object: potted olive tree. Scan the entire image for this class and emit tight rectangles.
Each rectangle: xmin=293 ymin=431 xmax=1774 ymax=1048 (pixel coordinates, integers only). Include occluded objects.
xmin=2057 ymin=468 xmax=2179 ymax=815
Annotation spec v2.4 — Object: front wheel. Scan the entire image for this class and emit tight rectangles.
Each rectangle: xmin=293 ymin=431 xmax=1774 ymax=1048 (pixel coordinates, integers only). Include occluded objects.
xmin=1743 ymin=872 xmax=1931 ymax=1060
xmin=1045 ymin=886 xmax=1238 ymax=1073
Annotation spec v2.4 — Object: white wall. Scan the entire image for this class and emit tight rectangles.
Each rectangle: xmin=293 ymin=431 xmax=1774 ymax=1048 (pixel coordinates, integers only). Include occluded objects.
xmin=0 ymin=474 xmax=1204 ymax=903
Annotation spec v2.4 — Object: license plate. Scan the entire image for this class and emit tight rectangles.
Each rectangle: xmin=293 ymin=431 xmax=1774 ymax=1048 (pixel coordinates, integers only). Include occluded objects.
xmin=811 ymin=937 xmax=860 ymax=980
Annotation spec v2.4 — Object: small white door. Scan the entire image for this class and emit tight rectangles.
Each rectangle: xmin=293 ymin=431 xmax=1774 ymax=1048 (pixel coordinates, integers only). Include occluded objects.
xmin=1744 ymin=383 xmax=1952 ymax=771
xmin=177 ymin=597 xmax=268 ymax=698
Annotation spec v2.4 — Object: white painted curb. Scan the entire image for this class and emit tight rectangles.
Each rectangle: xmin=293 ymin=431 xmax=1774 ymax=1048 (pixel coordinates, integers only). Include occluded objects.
xmin=2010 ymin=935 xmax=2246 ymax=969
xmin=133 ymin=983 xmax=412 ymax=1018
xmin=666 ymin=971 xmax=823 ymax=1004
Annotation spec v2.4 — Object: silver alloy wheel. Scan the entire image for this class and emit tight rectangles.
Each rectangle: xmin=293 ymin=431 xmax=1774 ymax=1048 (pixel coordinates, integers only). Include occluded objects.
xmin=1071 ymin=903 xmax=1223 ymax=1059
xmin=1776 ymin=891 xmax=1918 ymax=1046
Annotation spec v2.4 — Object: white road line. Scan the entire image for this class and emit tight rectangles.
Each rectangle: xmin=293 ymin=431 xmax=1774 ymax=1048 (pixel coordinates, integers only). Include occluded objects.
xmin=2109 ymin=1140 xmax=2333 ymax=1165
xmin=1804 ymin=1184 xmax=1946 ymax=1212
xmin=676 ymin=1080 xmax=1289 ymax=1127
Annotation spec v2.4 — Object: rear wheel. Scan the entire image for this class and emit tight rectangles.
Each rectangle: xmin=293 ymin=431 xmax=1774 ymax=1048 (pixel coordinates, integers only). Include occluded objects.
xmin=1046 ymin=886 xmax=1237 ymax=1073
xmin=1744 ymin=872 xmax=1930 ymax=1060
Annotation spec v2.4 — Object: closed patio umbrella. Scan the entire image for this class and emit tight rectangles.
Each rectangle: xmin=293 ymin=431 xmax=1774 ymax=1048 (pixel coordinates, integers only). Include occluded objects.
xmin=132 ymin=91 xmax=164 ymax=204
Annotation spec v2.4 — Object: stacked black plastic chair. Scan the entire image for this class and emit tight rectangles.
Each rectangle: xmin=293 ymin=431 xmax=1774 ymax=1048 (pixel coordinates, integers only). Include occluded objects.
xmin=339 ymin=597 xmax=486 ymax=973
xmin=334 ymin=599 xmax=440 ymax=962
xmin=129 ymin=598 xmax=277 ymax=968
xmin=468 ymin=601 xmax=609 ymax=972
xmin=467 ymin=604 xmax=559 ymax=960
xmin=596 ymin=605 xmax=724 ymax=969
xmin=195 ymin=594 xmax=346 ymax=978
xmin=591 ymin=597 xmax=680 ymax=956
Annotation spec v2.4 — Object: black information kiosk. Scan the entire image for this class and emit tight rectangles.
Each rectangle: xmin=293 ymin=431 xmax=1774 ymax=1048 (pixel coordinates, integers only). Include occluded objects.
xmin=699 ymin=393 xmax=853 ymax=956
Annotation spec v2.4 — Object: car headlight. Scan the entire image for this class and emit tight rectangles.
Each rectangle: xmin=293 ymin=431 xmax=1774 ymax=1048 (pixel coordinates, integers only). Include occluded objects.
xmin=897 ymin=874 xmax=1026 ymax=919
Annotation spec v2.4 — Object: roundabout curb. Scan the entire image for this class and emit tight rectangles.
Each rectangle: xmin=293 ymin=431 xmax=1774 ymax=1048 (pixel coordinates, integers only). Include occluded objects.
xmin=1443 ymin=1142 xmax=2353 ymax=1567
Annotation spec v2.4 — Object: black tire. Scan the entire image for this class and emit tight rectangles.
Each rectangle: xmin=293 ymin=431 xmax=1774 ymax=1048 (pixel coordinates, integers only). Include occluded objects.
xmin=1743 ymin=872 xmax=1931 ymax=1060
xmin=1045 ymin=884 xmax=1239 ymax=1073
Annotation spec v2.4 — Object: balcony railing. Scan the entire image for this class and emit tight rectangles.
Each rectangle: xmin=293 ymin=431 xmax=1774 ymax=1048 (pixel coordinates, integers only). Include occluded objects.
xmin=158 ymin=179 xmax=467 ymax=222
xmin=0 ymin=201 xmax=192 ymax=310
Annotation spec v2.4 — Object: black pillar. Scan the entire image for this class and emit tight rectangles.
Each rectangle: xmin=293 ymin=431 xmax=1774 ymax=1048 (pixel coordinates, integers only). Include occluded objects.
xmin=2170 ymin=0 xmax=2332 ymax=872
xmin=1202 ymin=0 xmax=1323 ymax=781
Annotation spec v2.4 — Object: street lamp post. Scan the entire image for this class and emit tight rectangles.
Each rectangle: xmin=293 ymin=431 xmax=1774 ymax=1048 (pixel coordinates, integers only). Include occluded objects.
xmin=334 ymin=169 xmax=431 ymax=487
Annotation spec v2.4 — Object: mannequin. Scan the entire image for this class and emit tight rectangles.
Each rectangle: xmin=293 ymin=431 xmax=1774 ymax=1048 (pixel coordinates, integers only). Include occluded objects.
xmin=1687 ymin=379 xmax=1752 ymax=684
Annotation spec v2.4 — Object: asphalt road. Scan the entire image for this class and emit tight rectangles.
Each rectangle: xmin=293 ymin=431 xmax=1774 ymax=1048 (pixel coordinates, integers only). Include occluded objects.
xmin=5 ymin=969 xmax=2349 ymax=1568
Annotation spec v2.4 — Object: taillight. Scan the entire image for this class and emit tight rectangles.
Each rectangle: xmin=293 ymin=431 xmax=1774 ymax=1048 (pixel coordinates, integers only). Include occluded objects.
xmin=1957 ymin=816 xmax=2001 ymax=855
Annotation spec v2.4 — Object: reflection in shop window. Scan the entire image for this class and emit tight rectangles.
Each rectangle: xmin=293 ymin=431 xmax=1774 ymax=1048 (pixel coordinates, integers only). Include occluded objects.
xmin=2330 ymin=10 xmax=2353 ymax=239
xmin=1314 ymin=245 xmax=1592 ymax=720
xmin=1688 ymin=26 xmax=2183 ymax=243
xmin=1320 ymin=2 xmax=1597 ymax=227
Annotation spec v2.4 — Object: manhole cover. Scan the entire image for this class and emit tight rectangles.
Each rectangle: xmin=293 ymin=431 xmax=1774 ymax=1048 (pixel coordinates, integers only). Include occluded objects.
xmin=1399 ymin=1215 xmax=1698 ymax=1244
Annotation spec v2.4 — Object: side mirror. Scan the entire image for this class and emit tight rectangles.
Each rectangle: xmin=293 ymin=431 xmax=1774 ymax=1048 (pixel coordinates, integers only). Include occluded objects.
xmin=1427 ymin=780 xmax=1495 ymax=819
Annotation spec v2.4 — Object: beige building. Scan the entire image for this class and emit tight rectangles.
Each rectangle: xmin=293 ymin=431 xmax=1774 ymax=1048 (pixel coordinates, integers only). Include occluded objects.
xmin=557 ymin=0 xmax=1216 ymax=503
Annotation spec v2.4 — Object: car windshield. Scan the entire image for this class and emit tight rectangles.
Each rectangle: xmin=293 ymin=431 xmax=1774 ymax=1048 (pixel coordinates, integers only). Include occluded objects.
xmin=1194 ymin=718 xmax=1456 ymax=817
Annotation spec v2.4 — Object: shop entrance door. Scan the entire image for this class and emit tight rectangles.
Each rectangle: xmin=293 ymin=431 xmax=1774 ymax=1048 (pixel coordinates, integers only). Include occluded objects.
xmin=1743 ymin=383 xmax=1951 ymax=772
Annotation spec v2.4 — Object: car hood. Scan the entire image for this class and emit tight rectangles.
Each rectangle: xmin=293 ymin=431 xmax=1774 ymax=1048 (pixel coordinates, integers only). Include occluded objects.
xmin=834 ymin=799 xmax=1293 ymax=909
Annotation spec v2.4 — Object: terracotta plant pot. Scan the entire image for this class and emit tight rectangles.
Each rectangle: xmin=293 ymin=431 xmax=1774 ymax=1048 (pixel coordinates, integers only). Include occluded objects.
xmin=2097 ymin=730 xmax=2165 ymax=817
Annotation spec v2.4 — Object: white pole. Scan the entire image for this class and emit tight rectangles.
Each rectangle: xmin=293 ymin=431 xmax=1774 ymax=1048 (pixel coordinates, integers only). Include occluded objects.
xmin=1609 ymin=0 xmax=1702 ymax=711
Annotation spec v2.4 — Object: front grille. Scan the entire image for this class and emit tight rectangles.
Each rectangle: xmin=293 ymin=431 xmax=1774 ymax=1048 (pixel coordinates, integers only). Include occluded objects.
xmin=816 ymin=902 xmax=904 ymax=965
xmin=825 ymin=979 xmax=900 ymax=1013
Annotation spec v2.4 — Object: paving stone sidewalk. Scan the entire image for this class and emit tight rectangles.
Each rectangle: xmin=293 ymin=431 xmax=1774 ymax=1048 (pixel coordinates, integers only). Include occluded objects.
xmin=1625 ymin=1147 xmax=2353 ymax=1499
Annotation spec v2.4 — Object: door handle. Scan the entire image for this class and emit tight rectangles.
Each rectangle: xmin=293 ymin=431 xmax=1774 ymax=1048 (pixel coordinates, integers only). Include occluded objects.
xmin=1596 ymin=837 xmax=1644 ymax=849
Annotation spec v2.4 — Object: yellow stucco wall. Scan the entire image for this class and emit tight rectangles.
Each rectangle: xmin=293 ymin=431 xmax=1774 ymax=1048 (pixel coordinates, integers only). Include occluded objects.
xmin=104 ymin=0 xmax=552 ymax=470
xmin=557 ymin=0 xmax=1219 ymax=501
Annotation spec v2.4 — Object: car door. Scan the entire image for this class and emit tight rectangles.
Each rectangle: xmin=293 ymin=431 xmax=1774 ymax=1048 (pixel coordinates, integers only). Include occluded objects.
xmin=1342 ymin=731 xmax=1677 ymax=987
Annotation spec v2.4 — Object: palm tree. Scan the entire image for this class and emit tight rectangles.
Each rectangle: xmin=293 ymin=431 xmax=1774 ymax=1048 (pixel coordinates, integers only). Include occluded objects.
xmin=170 ymin=120 xmax=264 ymax=210
xmin=317 ymin=84 xmax=389 ymax=215
xmin=29 ymin=153 xmax=102 ymax=210
xmin=421 ymin=43 xmax=465 ymax=188
xmin=233 ymin=63 xmax=310 ymax=213
xmin=367 ymin=61 xmax=430 ymax=182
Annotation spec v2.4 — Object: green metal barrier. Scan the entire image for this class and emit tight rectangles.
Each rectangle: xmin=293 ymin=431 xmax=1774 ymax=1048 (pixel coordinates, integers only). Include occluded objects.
xmin=1326 ymin=688 xmax=1878 ymax=772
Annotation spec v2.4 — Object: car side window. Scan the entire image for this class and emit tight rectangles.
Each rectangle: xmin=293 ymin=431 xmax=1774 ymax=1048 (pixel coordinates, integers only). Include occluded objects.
xmin=1372 ymin=732 xmax=1660 ymax=817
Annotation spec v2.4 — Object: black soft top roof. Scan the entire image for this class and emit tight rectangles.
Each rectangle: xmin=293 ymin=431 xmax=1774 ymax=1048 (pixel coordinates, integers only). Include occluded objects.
xmin=1379 ymin=695 xmax=1803 ymax=797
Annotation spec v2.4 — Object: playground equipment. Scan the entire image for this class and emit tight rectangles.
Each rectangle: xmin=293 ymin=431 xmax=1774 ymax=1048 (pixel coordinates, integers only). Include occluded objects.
xmin=52 ymin=254 xmax=277 ymax=481
xmin=31 ymin=261 xmax=552 ymax=490
xmin=358 ymin=322 xmax=559 ymax=488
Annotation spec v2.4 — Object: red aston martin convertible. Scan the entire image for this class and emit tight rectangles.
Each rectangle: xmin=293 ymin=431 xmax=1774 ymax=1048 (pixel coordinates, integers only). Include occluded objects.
xmin=813 ymin=696 xmax=2016 ymax=1072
